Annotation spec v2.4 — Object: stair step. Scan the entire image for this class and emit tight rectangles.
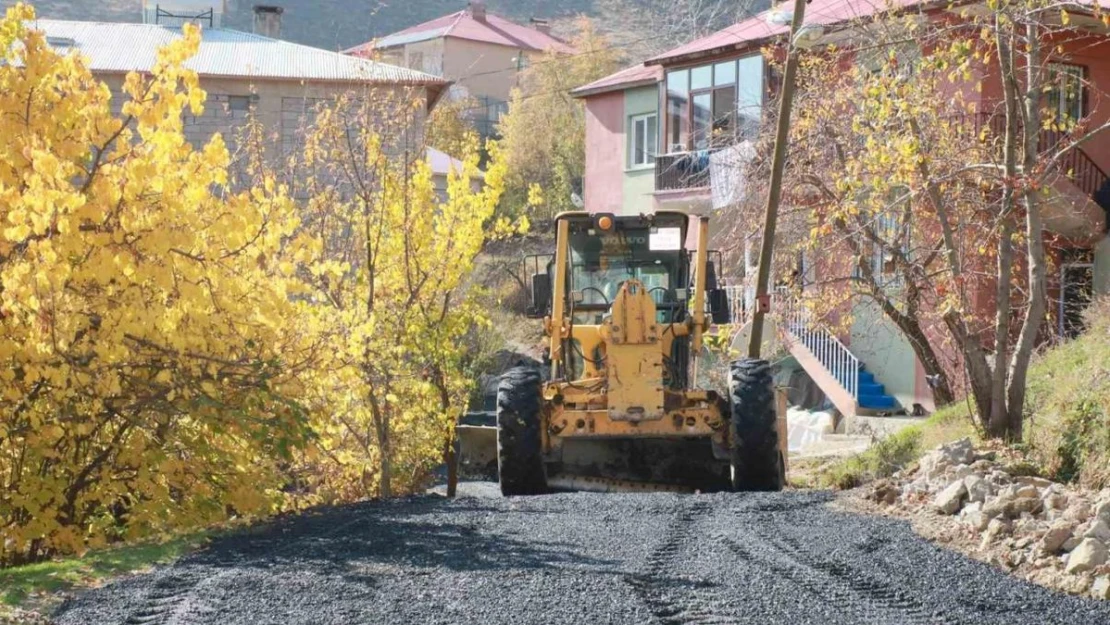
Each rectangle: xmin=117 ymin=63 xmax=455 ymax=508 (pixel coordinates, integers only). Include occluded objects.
xmin=859 ymin=382 xmax=886 ymax=395
xmin=858 ymin=371 xmax=876 ymax=385
xmin=859 ymin=393 xmax=897 ymax=410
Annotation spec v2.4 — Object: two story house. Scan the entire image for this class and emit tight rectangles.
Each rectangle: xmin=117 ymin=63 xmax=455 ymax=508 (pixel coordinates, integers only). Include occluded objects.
xmin=573 ymin=0 xmax=1110 ymax=419
xmin=345 ymin=0 xmax=573 ymax=141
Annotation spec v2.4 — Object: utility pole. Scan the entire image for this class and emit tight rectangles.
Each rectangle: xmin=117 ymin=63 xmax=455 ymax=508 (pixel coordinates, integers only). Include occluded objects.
xmin=747 ymin=0 xmax=810 ymax=359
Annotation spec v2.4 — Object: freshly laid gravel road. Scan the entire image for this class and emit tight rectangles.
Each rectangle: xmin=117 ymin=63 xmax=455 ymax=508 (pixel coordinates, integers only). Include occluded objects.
xmin=55 ymin=486 xmax=1110 ymax=625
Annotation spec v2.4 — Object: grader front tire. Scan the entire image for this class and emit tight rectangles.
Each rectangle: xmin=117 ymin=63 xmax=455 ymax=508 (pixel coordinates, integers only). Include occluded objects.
xmin=729 ymin=358 xmax=785 ymax=492
xmin=496 ymin=367 xmax=548 ymax=496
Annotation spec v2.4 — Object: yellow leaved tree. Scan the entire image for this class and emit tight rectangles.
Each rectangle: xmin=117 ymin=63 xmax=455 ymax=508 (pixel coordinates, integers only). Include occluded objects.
xmin=0 ymin=5 xmax=317 ymax=565
xmin=262 ymin=93 xmax=508 ymax=500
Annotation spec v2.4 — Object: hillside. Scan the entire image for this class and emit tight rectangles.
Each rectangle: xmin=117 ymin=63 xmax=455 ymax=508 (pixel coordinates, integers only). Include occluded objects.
xmin=8 ymin=0 xmax=769 ymax=57
xmin=11 ymin=1 xmax=594 ymax=51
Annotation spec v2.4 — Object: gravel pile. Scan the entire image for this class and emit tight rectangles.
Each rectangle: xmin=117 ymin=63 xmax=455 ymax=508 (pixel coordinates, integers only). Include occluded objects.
xmin=864 ymin=437 xmax=1110 ymax=599
xmin=53 ymin=486 xmax=1110 ymax=624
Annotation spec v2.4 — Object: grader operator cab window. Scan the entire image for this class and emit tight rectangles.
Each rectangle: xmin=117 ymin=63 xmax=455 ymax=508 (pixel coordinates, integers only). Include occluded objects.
xmin=567 ymin=219 xmax=688 ymax=325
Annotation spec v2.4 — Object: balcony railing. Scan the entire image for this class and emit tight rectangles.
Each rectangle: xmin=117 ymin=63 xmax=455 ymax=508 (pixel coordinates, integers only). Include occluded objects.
xmin=655 ymin=149 xmax=716 ymax=192
xmin=966 ymin=113 xmax=1109 ymax=201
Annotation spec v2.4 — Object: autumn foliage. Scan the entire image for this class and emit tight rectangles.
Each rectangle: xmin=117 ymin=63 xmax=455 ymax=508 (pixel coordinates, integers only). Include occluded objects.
xmin=0 ymin=4 xmax=504 ymax=565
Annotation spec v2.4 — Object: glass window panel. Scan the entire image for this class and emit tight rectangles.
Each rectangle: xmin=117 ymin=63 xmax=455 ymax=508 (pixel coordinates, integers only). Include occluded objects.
xmin=666 ymin=69 xmax=689 ymax=97
xmin=646 ymin=114 xmax=658 ymax=161
xmin=692 ymin=92 xmax=712 ymax=150
xmin=736 ymin=55 xmax=765 ymax=139
xmin=632 ymin=117 xmax=646 ymax=165
xmin=714 ymin=61 xmax=736 ymax=87
xmin=667 ymin=95 xmax=689 ymax=152
xmin=712 ymin=86 xmax=736 ymax=141
xmin=691 ymin=65 xmax=712 ymax=91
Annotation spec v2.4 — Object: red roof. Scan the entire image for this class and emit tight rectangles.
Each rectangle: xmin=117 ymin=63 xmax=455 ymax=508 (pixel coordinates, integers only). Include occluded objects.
xmin=646 ymin=0 xmax=936 ymax=65
xmin=571 ymin=63 xmax=663 ymax=98
xmin=647 ymin=0 xmax=1110 ymax=65
xmin=346 ymin=9 xmax=573 ymax=56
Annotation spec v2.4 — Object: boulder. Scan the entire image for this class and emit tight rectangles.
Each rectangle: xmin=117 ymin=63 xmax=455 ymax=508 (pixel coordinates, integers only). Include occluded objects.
xmin=942 ymin=438 xmax=975 ymax=464
xmin=934 ymin=480 xmax=968 ymax=515
xmin=1016 ymin=476 xmax=1055 ymax=489
xmin=964 ymin=474 xmax=992 ymax=504
xmin=961 ymin=501 xmax=991 ymax=531
xmin=1066 ymin=538 xmax=1109 ymax=574
xmin=1092 ymin=576 xmax=1110 ymax=600
xmin=1062 ymin=536 xmax=1083 ymax=552
xmin=1012 ymin=497 xmax=1044 ymax=517
xmin=1015 ymin=484 xmax=1041 ymax=499
xmin=1041 ymin=521 xmax=1077 ymax=554
xmin=1064 ymin=501 xmax=1094 ymax=524
xmin=980 ymin=518 xmax=1012 ymax=551
xmin=1084 ymin=519 xmax=1110 ymax=542
xmin=1095 ymin=500 xmax=1110 ymax=524
xmin=984 ymin=494 xmax=1042 ymax=520
xmin=920 ymin=438 xmax=974 ymax=479
xmin=950 ymin=464 xmax=974 ymax=480
xmin=1043 ymin=492 xmax=1068 ymax=511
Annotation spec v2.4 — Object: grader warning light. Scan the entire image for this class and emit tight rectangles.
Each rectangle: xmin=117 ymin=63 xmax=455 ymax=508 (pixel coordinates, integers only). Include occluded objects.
xmin=490 ymin=210 xmax=786 ymax=495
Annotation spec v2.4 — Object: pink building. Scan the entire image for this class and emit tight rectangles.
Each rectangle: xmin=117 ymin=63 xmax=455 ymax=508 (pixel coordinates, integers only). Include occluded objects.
xmin=573 ymin=0 xmax=1110 ymax=419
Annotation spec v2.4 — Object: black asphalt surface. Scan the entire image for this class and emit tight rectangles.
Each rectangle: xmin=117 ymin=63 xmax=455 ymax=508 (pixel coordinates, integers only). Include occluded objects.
xmin=55 ymin=485 xmax=1110 ymax=625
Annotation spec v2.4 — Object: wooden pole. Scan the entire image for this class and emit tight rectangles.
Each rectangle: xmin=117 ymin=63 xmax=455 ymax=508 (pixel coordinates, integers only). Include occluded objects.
xmin=747 ymin=0 xmax=810 ymax=359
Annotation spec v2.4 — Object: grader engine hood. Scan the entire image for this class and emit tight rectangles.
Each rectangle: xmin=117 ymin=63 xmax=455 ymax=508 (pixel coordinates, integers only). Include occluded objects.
xmin=600 ymin=280 xmax=664 ymax=422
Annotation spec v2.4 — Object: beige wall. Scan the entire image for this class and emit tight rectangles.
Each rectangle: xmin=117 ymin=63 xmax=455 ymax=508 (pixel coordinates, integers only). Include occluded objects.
xmin=99 ymin=73 xmax=427 ymax=159
xmin=442 ymin=38 xmax=534 ymax=103
xmin=400 ymin=38 xmax=445 ymax=76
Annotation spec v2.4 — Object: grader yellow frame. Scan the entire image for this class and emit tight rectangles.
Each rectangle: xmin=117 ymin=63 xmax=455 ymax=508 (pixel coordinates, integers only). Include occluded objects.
xmin=494 ymin=210 xmax=785 ymax=495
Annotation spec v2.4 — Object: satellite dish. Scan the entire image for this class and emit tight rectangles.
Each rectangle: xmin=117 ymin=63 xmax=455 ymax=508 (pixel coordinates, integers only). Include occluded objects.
xmin=570 ymin=192 xmax=584 ymax=209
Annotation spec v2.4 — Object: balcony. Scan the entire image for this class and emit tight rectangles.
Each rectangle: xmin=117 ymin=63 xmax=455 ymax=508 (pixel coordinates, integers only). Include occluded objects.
xmin=967 ymin=113 xmax=1109 ymax=206
xmin=655 ymin=149 xmax=716 ymax=191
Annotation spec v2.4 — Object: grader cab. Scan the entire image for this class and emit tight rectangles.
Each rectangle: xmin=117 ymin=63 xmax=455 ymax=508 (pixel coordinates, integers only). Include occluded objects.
xmin=495 ymin=210 xmax=785 ymax=495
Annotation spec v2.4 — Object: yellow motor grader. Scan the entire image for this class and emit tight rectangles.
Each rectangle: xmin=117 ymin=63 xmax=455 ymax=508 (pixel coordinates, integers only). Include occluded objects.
xmin=492 ymin=210 xmax=785 ymax=495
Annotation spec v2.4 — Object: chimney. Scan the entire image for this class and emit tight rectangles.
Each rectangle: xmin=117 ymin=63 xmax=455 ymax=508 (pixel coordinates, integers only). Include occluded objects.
xmin=468 ymin=0 xmax=487 ymax=23
xmin=530 ymin=17 xmax=550 ymax=35
xmin=253 ymin=4 xmax=283 ymax=38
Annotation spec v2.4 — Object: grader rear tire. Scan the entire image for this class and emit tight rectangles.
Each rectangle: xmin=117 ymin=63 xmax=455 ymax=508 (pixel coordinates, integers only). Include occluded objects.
xmin=496 ymin=367 xmax=547 ymax=496
xmin=729 ymin=358 xmax=785 ymax=492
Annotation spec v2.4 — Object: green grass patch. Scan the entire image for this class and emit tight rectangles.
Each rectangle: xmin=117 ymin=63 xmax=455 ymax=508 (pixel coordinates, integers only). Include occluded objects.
xmin=815 ymin=405 xmax=977 ymax=490
xmin=1025 ymin=297 xmax=1110 ymax=488
xmin=1 ymin=531 xmax=210 ymax=608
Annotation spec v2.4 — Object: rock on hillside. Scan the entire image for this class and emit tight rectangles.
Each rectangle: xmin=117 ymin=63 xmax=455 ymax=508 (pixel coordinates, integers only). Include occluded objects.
xmin=857 ymin=438 xmax=1110 ymax=600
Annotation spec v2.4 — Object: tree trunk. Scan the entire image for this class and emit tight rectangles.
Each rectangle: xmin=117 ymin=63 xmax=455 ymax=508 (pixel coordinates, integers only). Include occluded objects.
xmin=444 ymin=433 xmax=458 ymax=498
xmin=378 ymin=425 xmax=392 ymax=499
xmin=1005 ymin=21 xmax=1048 ymax=442
xmin=989 ymin=15 xmax=1020 ymax=439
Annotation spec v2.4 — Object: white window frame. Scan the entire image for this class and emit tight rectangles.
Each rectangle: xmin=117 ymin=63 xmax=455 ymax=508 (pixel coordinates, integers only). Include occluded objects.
xmin=628 ymin=112 xmax=658 ymax=169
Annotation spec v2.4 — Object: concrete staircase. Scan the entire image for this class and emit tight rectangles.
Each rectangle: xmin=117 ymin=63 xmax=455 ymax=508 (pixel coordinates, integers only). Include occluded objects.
xmin=723 ymin=285 xmax=899 ymax=418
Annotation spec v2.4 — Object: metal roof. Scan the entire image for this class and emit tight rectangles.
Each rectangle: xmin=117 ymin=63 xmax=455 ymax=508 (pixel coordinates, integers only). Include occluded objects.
xmin=346 ymin=9 xmax=574 ymax=56
xmin=30 ymin=19 xmax=449 ymax=85
xmin=646 ymin=0 xmax=1110 ymax=65
xmin=571 ymin=63 xmax=662 ymax=98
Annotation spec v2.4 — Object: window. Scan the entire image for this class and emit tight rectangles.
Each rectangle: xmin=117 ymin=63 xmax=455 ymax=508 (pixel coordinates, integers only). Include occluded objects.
xmin=629 ymin=113 xmax=658 ymax=167
xmin=664 ymin=54 xmax=764 ymax=154
xmin=1047 ymin=63 xmax=1085 ymax=122
xmin=228 ymin=95 xmax=252 ymax=112
xmin=408 ymin=50 xmax=424 ymax=71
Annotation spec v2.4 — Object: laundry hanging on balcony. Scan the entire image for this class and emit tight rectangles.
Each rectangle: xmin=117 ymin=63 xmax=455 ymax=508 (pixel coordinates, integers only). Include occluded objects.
xmin=710 ymin=140 xmax=757 ymax=211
